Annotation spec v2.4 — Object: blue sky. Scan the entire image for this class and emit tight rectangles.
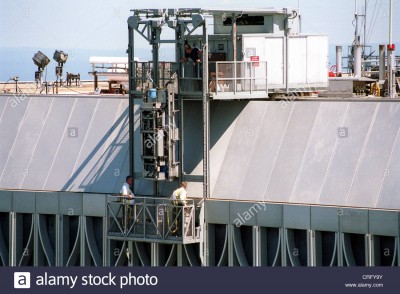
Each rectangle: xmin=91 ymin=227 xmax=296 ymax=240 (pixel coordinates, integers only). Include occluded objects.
xmin=0 ymin=0 xmax=398 ymax=50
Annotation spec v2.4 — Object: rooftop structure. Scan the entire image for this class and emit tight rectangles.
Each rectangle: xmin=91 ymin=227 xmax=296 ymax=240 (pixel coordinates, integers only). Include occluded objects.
xmin=0 ymin=7 xmax=399 ymax=267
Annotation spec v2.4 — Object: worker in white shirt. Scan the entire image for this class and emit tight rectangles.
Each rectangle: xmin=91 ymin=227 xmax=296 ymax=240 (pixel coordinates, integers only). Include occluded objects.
xmin=120 ymin=175 xmax=135 ymax=204
xmin=170 ymin=182 xmax=189 ymax=235
xmin=120 ymin=175 xmax=135 ymax=227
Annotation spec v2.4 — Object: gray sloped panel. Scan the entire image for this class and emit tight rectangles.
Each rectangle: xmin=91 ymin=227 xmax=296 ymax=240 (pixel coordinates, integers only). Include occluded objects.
xmin=209 ymin=101 xmax=244 ymax=196
xmin=0 ymin=97 xmax=53 ymax=188
xmin=291 ymin=102 xmax=348 ymax=204
xmin=172 ymin=100 xmax=244 ymax=198
xmin=318 ymin=102 xmax=378 ymax=206
xmin=91 ymin=100 xmax=129 ymax=193
xmin=182 ymin=100 xmax=204 ymax=174
xmin=188 ymin=101 xmax=245 ymax=196
xmin=375 ymin=126 xmax=400 ymax=209
xmin=265 ymin=102 xmax=320 ymax=202
xmin=237 ymin=102 xmax=294 ymax=201
xmin=113 ymin=142 xmax=130 ymax=194
xmin=185 ymin=181 xmax=203 ymax=198
xmin=64 ymin=98 xmax=125 ymax=193
xmin=44 ymin=98 xmax=98 ymax=191
xmin=21 ymin=97 xmax=76 ymax=190
xmin=212 ymin=101 xmax=266 ymax=199
xmin=0 ymin=96 xmax=9 ymax=120
xmin=346 ymin=103 xmax=400 ymax=208
xmin=0 ymin=95 xmax=30 ymax=182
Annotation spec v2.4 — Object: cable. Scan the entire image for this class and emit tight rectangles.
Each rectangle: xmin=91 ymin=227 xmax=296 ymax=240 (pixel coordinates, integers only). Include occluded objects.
xmin=366 ymin=0 xmax=382 ymax=45
xmin=1 ymin=78 xmax=12 ymax=92
xmin=366 ymin=0 xmax=377 ymax=41
xmin=1 ymin=77 xmax=30 ymax=95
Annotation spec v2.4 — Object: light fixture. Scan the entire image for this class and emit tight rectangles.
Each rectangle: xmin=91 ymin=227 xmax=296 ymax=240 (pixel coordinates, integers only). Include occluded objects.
xmin=32 ymin=51 xmax=50 ymax=68
xmin=53 ymin=50 xmax=69 ymax=91
xmin=53 ymin=50 xmax=68 ymax=64
xmin=32 ymin=51 xmax=50 ymax=83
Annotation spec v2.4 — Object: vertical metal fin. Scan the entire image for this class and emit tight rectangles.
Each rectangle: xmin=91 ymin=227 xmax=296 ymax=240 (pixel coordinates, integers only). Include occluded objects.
xmin=232 ymin=226 xmax=249 ymax=266
xmin=37 ymin=214 xmax=55 ymax=265
xmin=66 ymin=217 xmax=81 ymax=266
xmin=84 ymin=217 xmax=102 ymax=266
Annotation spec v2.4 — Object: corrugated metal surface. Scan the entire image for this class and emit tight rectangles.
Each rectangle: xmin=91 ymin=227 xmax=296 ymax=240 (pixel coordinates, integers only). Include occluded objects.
xmin=1 ymin=94 xmax=400 ymax=210
xmin=202 ymin=100 xmax=400 ymax=210
xmin=0 ymin=95 xmax=129 ymax=194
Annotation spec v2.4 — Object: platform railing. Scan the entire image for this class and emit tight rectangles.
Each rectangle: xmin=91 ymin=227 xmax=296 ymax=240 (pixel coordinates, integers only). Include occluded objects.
xmin=106 ymin=195 xmax=199 ymax=244
xmin=212 ymin=61 xmax=268 ymax=95
xmin=131 ymin=61 xmax=179 ymax=95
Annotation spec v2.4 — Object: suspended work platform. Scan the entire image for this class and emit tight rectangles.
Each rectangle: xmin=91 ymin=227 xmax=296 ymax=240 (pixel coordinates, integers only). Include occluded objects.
xmin=106 ymin=196 xmax=202 ymax=244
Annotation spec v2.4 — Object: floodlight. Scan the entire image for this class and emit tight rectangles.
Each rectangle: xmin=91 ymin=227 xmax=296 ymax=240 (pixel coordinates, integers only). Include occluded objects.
xmin=53 ymin=50 xmax=68 ymax=64
xmin=53 ymin=50 xmax=68 ymax=91
xmin=33 ymin=51 xmax=50 ymax=84
xmin=32 ymin=51 xmax=50 ymax=69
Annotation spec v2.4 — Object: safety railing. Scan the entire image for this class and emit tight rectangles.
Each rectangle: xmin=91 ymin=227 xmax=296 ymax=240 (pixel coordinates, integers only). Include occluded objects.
xmin=179 ymin=61 xmax=203 ymax=93
xmin=131 ymin=60 xmax=269 ymax=98
xmin=131 ymin=61 xmax=179 ymax=95
xmin=210 ymin=61 xmax=268 ymax=95
xmin=106 ymin=195 xmax=200 ymax=244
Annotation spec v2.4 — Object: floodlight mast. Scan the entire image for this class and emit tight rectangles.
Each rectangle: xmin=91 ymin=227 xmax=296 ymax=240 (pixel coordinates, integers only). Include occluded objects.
xmin=53 ymin=50 xmax=69 ymax=94
xmin=32 ymin=51 xmax=50 ymax=86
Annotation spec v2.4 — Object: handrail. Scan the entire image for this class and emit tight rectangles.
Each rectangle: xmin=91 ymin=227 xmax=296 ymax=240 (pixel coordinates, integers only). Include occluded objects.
xmin=211 ymin=61 xmax=268 ymax=95
xmin=106 ymin=195 xmax=198 ymax=244
xmin=132 ymin=61 xmax=179 ymax=92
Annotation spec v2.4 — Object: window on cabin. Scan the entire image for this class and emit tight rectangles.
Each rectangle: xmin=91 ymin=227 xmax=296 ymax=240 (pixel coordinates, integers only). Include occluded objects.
xmin=223 ymin=15 xmax=264 ymax=26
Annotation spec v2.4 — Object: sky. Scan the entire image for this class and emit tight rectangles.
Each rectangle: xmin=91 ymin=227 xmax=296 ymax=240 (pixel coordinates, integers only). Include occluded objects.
xmin=0 ymin=0 xmax=399 ymax=80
